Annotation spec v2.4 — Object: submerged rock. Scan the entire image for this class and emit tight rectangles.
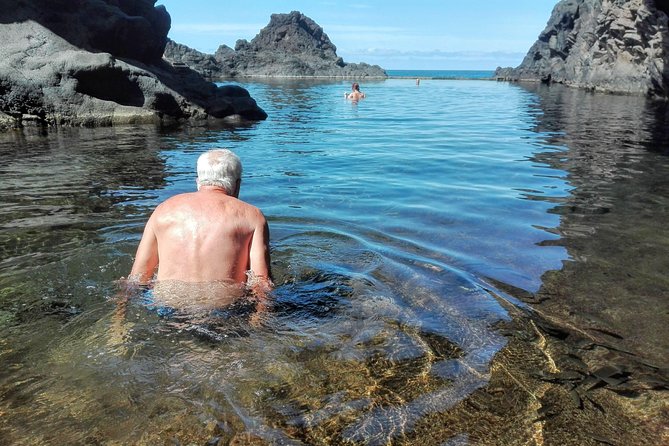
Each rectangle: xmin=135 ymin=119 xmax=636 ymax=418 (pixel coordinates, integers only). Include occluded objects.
xmin=0 ymin=0 xmax=267 ymax=129
xmin=495 ymin=0 xmax=669 ymax=97
xmin=164 ymin=11 xmax=387 ymax=79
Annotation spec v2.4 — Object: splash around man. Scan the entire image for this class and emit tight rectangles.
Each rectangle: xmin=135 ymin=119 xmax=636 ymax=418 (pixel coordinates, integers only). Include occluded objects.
xmin=128 ymin=149 xmax=272 ymax=304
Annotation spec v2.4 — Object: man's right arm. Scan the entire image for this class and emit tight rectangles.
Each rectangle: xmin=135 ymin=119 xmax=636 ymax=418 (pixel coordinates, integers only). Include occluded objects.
xmin=129 ymin=214 xmax=159 ymax=285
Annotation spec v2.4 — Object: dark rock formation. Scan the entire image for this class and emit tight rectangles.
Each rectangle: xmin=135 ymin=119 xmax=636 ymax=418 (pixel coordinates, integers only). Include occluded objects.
xmin=164 ymin=11 xmax=387 ymax=78
xmin=162 ymin=40 xmax=223 ymax=77
xmin=495 ymin=0 xmax=669 ymax=97
xmin=6 ymin=0 xmax=171 ymax=63
xmin=0 ymin=0 xmax=267 ymax=129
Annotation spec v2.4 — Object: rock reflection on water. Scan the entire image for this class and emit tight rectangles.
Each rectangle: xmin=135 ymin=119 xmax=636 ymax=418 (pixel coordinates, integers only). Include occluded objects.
xmin=500 ymin=83 xmax=669 ymax=445
xmin=521 ymin=83 xmax=669 ymax=366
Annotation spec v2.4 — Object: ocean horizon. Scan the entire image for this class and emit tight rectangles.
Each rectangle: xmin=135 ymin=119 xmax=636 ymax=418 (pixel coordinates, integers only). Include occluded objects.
xmin=386 ymin=69 xmax=495 ymax=79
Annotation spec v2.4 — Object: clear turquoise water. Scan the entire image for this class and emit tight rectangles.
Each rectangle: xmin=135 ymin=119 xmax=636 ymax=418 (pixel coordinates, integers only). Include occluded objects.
xmin=223 ymin=79 xmax=568 ymax=293
xmin=1 ymin=79 xmax=667 ymax=444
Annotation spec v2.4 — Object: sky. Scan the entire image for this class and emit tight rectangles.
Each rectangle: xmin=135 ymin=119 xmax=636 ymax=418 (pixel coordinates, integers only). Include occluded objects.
xmin=156 ymin=0 xmax=559 ymax=71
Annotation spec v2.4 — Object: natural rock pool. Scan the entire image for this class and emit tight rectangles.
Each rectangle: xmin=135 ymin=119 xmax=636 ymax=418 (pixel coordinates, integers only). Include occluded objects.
xmin=0 ymin=79 xmax=667 ymax=445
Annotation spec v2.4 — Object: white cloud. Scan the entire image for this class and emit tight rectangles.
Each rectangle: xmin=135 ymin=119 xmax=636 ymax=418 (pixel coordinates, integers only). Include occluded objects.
xmin=354 ymin=48 xmax=526 ymax=60
xmin=167 ymin=19 xmax=529 ymax=69
xmin=338 ymin=48 xmax=527 ymax=70
xmin=324 ymin=24 xmax=405 ymax=34
xmin=322 ymin=24 xmax=413 ymax=50
xmin=171 ymin=23 xmax=264 ymax=35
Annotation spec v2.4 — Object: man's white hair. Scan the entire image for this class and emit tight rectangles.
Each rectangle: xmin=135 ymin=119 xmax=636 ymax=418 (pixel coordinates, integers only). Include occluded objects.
xmin=196 ymin=149 xmax=243 ymax=194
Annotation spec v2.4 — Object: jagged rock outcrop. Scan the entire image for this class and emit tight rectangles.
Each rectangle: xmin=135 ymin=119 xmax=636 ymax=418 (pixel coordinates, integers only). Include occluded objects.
xmin=164 ymin=11 xmax=387 ymax=78
xmin=163 ymin=40 xmax=223 ymax=76
xmin=495 ymin=0 xmax=669 ymax=97
xmin=0 ymin=0 xmax=266 ymax=130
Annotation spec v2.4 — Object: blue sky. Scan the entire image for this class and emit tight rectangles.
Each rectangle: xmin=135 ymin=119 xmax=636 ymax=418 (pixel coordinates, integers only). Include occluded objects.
xmin=157 ymin=0 xmax=558 ymax=70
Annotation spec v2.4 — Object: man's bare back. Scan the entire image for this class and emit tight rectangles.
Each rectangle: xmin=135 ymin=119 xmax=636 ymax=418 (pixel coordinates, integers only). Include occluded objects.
xmin=130 ymin=187 xmax=270 ymax=284
xmin=129 ymin=150 xmax=272 ymax=301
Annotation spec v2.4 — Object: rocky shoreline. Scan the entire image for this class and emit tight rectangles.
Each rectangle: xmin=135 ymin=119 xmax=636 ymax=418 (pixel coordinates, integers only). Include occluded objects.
xmin=0 ymin=0 xmax=267 ymax=130
xmin=495 ymin=0 xmax=669 ymax=98
xmin=163 ymin=11 xmax=387 ymax=80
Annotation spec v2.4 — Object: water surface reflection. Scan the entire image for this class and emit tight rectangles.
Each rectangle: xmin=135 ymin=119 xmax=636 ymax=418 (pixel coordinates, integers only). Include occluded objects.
xmin=520 ymin=83 xmax=669 ymax=366
xmin=0 ymin=79 xmax=667 ymax=445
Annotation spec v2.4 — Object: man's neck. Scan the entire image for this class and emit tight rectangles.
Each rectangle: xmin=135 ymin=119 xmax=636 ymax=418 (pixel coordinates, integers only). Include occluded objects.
xmin=198 ymin=185 xmax=230 ymax=195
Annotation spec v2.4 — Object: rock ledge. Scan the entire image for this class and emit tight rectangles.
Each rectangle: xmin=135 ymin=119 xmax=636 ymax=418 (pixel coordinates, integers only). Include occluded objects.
xmin=0 ymin=0 xmax=267 ymax=130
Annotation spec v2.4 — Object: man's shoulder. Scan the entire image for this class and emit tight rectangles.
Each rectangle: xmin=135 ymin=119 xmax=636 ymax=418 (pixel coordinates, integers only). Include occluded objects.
xmin=153 ymin=192 xmax=197 ymax=212
xmin=162 ymin=192 xmax=197 ymax=204
xmin=153 ymin=193 xmax=265 ymax=222
xmin=237 ymin=199 xmax=266 ymax=220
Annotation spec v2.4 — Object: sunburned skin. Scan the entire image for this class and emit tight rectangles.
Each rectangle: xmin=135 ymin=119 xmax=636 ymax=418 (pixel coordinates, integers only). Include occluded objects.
xmin=129 ymin=186 xmax=272 ymax=296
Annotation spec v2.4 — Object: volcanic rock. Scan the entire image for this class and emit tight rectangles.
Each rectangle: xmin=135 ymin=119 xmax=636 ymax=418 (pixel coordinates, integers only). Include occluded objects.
xmin=0 ymin=0 xmax=267 ymax=129
xmin=164 ymin=11 xmax=387 ymax=78
xmin=495 ymin=0 xmax=669 ymax=97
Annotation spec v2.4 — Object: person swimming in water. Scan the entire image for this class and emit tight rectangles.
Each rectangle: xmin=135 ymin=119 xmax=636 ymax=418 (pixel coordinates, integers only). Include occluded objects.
xmin=345 ymin=82 xmax=366 ymax=101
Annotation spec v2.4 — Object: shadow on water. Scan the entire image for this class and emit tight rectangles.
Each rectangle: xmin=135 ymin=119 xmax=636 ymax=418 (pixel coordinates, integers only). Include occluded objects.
xmin=647 ymin=99 xmax=669 ymax=155
xmin=516 ymin=83 xmax=669 ymax=367
xmin=0 ymin=126 xmax=171 ymax=315
xmin=476 ymin=83 xmax=669 ymax=445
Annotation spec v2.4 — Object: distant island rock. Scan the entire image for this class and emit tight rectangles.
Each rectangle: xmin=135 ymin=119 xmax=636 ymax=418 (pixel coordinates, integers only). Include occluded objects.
xmin=164 ymin=11 xmax=387 ymax=78
xmin=0 ymin=0 xmax=267 ymax=130
xmin=495 ymin=0 xmax=669 ymax=97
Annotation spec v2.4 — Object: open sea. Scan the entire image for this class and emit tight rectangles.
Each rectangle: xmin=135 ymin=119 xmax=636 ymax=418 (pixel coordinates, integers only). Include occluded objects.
xmin=386 ymin=69 xmax=495 ymax=79
xmin=0 ymin=77 xmax=667 ymax=445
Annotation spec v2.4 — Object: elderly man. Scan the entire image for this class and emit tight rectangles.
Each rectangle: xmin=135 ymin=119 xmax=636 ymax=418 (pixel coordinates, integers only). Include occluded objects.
xmin=129 ymin=149 xmax=272 ymax=304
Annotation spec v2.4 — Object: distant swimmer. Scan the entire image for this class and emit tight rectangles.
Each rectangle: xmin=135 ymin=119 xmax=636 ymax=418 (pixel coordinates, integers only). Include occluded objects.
xmin=345 ymin=82 xmax=366 ymax=101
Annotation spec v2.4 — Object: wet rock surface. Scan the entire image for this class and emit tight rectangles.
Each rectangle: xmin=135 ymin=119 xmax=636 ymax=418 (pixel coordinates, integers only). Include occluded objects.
xmin=495 ymin=0 xmax=669 ymax=97
xmin=0 ymin=0 xmax=267 ymax=129
xmin=164 ymin=11 xmax=387 ymax=79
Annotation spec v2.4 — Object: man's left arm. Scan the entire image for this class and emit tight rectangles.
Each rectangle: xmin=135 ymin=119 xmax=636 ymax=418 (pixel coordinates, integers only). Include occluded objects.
xmin=249 ymin=214 xmax=272 ymax=291
xmin=248 ymin=213 xmax=273 ymax=326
